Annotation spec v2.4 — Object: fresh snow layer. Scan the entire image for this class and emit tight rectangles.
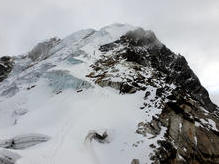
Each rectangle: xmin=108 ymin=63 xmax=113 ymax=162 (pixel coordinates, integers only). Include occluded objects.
xmin=0 ymin=24 xmax=164 ymax=164
xmin=0 ymin=86 xmax=163 ymax=163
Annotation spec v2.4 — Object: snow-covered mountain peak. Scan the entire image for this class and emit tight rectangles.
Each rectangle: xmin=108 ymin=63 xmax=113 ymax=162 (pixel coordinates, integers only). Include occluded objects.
xmin=0 ymin=24 xmax=218 ymax=164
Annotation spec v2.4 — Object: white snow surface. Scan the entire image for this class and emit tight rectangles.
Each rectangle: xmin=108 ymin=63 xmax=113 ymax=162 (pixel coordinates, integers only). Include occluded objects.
xmin=0 ymin=24 xmax=164 ymax=164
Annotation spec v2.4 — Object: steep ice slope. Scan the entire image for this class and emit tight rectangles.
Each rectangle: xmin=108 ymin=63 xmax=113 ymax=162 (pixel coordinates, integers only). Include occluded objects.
xmin=0 ymin=24 xmax=218 ymax=164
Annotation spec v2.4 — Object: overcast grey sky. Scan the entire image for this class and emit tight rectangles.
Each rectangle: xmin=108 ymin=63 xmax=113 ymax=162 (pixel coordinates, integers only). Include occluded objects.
xmin=0 ymin=0 xmax=219 ymax=104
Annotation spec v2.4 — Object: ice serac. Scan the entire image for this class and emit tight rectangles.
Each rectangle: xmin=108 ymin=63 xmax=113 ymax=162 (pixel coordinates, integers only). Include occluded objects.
xmin=88 ymin=27 xmax=219 ymax=163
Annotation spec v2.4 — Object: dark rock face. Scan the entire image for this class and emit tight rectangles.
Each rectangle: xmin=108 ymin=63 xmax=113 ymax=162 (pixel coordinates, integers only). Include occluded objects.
xmin=131 ymin=159 xmax=140 ymax=164
xmin=86 ymin=53 xmax=149 ymax=94
xmin=85 ymin=130 xmax=109 ymax=144
xmin=0 ymin=56 xmax=14 ymax=82
xmin=148 ymin=93 xmax=219 ymax=164
xmin=88 ymin=28 xmax=219 ymax=164
xmin=99 ymin=28 xmax=216 ymax=112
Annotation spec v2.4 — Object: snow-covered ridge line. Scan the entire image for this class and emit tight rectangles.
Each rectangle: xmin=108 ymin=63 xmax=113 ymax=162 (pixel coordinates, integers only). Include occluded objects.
xmin=0 ymin=23 xmax=218 ymax=164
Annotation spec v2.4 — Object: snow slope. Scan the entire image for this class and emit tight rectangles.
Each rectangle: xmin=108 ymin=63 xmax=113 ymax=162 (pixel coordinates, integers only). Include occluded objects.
xmin=0 ymin=24 xmax=167 ymax=163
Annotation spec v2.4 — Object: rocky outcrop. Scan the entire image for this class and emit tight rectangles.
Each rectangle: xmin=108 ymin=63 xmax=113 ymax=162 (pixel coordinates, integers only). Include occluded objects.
xmin=98 ymin=28 xmax=217 ymax=112
xmin=146 ymin=92 xmax=219 ymax=164
xmin=131 ymin=159 xmax=140 ymax=164
xmin=85 ymin=130 xmax=109 ymax=144
xmin=87 ymin=28 xmax=219 ymax=163
xmin=0 ymin=56 xmax=14 ymax=82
